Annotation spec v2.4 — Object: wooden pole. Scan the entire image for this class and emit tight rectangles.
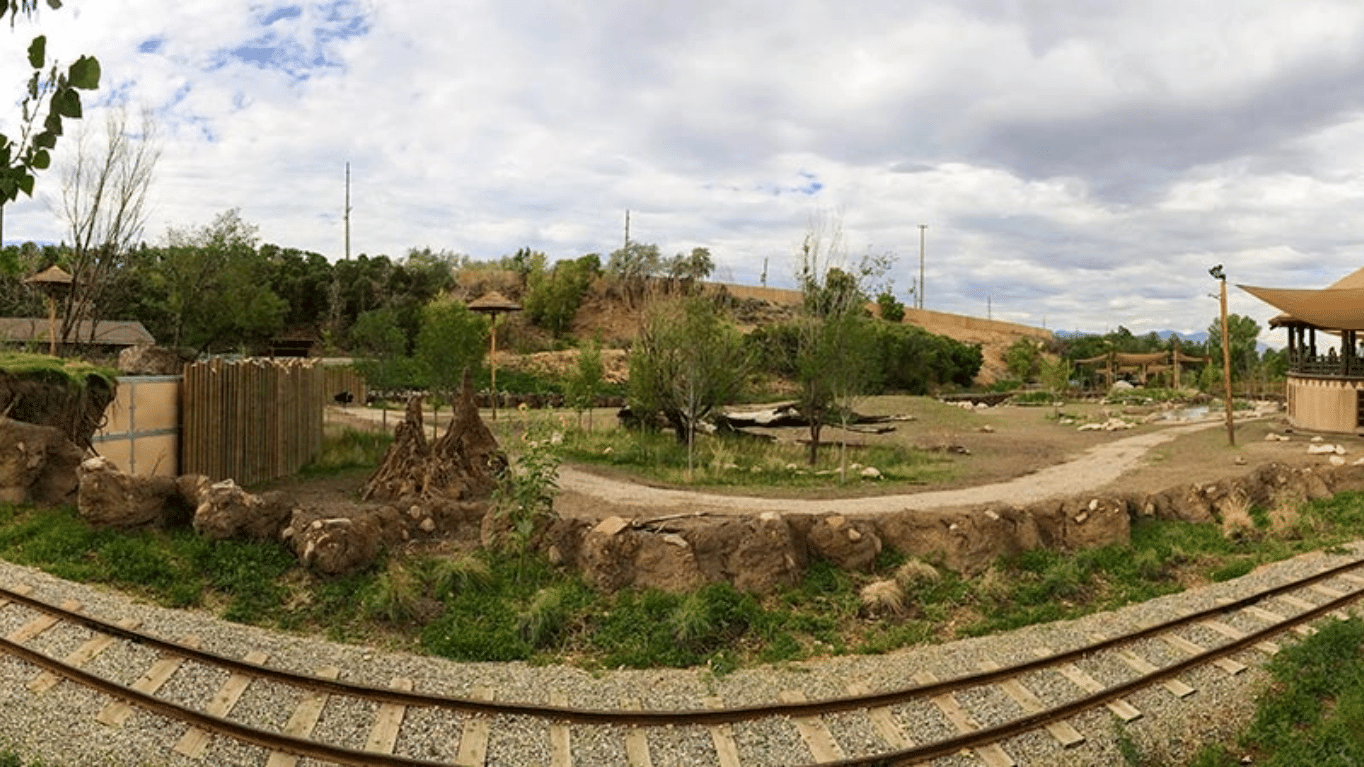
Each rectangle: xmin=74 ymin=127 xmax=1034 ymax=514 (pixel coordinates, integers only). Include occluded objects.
xmin=45 ymin=295 xmax=56 ymax=356
xmin=1218 ymin=276 xmax=1235 ymax=446
xmin=489 ymin=313 xmax=499 ymax=421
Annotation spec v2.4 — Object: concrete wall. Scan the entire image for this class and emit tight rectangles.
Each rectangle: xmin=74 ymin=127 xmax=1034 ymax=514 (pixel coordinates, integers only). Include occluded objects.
xmin=1287 ymin=375 xmax=1363 ymax=434
xmin=92 ymin=375 xmax=180 ymax=477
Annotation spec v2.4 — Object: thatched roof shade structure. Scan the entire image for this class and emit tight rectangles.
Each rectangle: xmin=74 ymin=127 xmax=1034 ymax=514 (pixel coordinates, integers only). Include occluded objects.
xmin=466 ymin=291 xmax=522 ymax=421
xmin=466 ymin=290 xmax=522 ymax=314
xmin=22 ymin=264 xmax=73 ymax=289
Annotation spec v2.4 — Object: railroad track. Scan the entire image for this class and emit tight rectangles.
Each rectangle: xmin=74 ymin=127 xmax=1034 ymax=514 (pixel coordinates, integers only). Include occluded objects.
xmin=2 ymin=556 xmax=1364 ymax=767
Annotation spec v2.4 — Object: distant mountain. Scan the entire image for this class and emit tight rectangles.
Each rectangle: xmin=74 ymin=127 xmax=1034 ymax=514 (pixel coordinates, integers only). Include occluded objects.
xmin=1053 ymin=329 xmax=1208 ymax=344
xmin=1052 ymin=329 xmax=1277 ymax=353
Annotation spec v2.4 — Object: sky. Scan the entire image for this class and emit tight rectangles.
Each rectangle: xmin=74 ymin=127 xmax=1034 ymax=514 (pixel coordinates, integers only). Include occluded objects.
xmin=4 ymin=1 xmax=1364 ymax=346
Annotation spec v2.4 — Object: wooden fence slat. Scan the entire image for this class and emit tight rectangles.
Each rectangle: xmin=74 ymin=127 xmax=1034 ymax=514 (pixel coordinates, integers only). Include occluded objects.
xmin=180 ymin=358 xmax=326 ymax=485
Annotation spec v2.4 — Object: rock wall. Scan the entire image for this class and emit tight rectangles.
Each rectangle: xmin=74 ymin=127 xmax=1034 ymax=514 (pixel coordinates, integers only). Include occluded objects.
xmin=72 ymin=447 xmax=1364 ymax=593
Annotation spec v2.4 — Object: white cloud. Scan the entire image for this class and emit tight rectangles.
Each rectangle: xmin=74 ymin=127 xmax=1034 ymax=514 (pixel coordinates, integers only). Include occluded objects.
xmin=2 ymin=0 xmax=1364 ymax=345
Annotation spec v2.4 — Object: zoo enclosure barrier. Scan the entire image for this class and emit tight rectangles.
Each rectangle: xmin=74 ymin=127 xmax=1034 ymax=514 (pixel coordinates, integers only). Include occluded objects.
xmin=92 ymin=375 xmax=181 ymax=478
xmin=181 ymin=357 xmax=327 ymax=486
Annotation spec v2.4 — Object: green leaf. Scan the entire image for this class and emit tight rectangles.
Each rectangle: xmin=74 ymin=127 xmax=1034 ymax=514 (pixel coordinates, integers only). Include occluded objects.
xmin=47 ymin=0 xmax=63 ymax=9
xmin=53 ymin=88 xmax=80 ymax=119
xmin=17 ymin=173 xmax=34 ymax=197
xmin=27 ymin=36 xmax=45 ymax=69
xmin=30 ymin=149 xmax=48 ymax=170
xmin=43 ymin=112 xmax=62 ymax=136
xmin=68 ymin=56 xmax=99 ymax=90
xmin=33 ymin=131 xmax=54 ymax=149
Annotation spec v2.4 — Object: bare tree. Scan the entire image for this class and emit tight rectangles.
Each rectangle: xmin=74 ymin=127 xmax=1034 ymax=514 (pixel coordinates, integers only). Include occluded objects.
xmin=55 ymin=104 xmax=159 ymax=344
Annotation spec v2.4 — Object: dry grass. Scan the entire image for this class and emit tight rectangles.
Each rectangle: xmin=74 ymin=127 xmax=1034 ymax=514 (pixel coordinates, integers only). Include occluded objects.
xmin=1267 ymin=488 xmax=1308 ymax=539
xmin=859 ymin=580 xmax=907 ymax=617
xmin=1217 ymin=492 xmax=1257 ymax=541
xmin=894 ymin=559 xmax=942 ymax=591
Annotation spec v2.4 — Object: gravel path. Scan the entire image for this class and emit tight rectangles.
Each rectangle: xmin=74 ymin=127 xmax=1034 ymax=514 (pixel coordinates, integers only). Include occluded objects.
xmin=2 ymin=543 xmax=1361 ymax=766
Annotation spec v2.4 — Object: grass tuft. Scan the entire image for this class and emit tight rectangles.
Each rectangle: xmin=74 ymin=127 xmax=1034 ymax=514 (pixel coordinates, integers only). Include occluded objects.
xmin=859 ymin=579 xmax=907 ymax=617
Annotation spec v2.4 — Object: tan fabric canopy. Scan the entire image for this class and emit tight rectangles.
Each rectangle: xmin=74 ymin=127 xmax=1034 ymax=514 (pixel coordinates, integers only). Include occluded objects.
xmin=1077 ymin=351 xmax=1180 ymax=366
xmin=1239 ymin=284 xmax=1364 ymax=331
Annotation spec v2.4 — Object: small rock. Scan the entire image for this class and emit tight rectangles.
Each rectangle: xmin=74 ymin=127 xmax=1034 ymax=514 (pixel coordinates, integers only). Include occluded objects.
xmin=419 ymin=517 xmax=436 ymax=533
xmin=860 ymin=466 xmax=882 ymax=479
xmin=980 ymin=424 xmax=995 ymax=433
xmin=1331 ymin=455 xmax=1347 ymax=466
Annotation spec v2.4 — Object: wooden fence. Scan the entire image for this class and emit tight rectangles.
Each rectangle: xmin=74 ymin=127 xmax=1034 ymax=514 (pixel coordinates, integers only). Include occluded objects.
xmin=181 ymin=358 xmax=326 ymax=485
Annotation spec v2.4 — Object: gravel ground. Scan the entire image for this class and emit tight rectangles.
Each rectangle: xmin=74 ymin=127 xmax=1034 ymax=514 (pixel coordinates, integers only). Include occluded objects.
xmin=2 ymin=542 xmax=1362 ymax=766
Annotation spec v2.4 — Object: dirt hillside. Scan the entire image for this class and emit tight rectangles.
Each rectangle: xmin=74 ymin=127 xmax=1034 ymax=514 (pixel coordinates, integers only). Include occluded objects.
xmin=458 ymin=273 xmax=1052 ymax=387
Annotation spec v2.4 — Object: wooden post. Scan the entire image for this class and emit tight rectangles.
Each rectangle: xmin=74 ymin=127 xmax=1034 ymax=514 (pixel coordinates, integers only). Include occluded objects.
xmin=1218 ymin=275 xmax=1235 ymax=446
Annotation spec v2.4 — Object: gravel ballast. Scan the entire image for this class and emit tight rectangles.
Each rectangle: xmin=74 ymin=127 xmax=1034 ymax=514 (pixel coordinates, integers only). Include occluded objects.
xmin=1 ymin=542 xmax=1361 ymax=766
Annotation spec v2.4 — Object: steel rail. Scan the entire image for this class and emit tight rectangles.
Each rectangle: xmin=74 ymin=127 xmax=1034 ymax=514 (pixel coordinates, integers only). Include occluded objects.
xmin=3 ymin=554 xmax=1363 ymax=726
xmin=821 ymin=573 xmax=1364 ymax=766
xmin=0 ymin=631 xmax=449 ymax=767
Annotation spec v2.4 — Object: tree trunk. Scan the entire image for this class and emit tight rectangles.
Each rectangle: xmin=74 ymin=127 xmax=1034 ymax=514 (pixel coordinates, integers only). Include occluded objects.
xmin=807 ymin=421 xmax=822 ymax=465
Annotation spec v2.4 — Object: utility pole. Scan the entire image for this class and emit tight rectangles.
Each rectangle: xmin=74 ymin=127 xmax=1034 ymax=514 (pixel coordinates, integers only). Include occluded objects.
xmin=918 ymin=224 xmax=927 ymax=310
xmin=344 ymin=163 xmax=352 ymax=260
xmin=624 ymin=209 xmax=630 ymax=253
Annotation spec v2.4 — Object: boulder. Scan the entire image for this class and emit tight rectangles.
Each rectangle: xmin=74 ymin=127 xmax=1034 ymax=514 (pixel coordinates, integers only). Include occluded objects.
xmin=1060 ymin=496 xmax=1131 ymax=551
xmin=688 ymin=513 xmax=805 ymax=593
xmin=116 ymin=345 xmax=186 ymax=376
xmin=76 ymin=456 xmax=197 ymax=528
xmin=803 ymin=514 xmax=882 ymax=572
xmin=193 ymin=480 xmax=296 ymax=541
xmin=284 ymin=508 xmax=385 ymax=575
xmin=0 ymin=416 xmax=84 ymax=506
xmin=579 ymin=517 xmax=708 ymax=592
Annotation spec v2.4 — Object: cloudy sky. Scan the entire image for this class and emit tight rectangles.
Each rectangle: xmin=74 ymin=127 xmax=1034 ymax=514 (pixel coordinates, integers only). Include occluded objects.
xmin=4 ymin=1 xmax=1364 ymax=344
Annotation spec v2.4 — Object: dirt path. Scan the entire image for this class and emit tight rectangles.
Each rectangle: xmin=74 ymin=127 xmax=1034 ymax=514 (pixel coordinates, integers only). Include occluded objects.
xmin=327 ymin=401 xmax=1349 ymax=522
xmin=554 ymin=420 xmax=1225 ymax=518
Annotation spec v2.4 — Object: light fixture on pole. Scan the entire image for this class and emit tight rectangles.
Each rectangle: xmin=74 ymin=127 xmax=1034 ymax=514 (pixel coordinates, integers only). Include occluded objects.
xmin=1209 ymin=264 xmax=1235 ymax=446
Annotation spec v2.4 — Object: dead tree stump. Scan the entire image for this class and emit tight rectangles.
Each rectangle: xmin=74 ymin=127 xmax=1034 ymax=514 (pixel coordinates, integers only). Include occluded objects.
xmin=362 ymin=377 xmax=506 ymax=502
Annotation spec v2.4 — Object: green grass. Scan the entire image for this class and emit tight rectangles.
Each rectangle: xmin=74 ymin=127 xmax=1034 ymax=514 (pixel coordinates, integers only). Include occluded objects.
xmin=6 ymin=491 xmax=1364 ymax=672
xmin=1189 ymin=617 xmax=1364 ymax=767
xmin=300 ymin=427 xmax=394 ymax=477
xmin=556 ymin=426 xmax=952 ymax=489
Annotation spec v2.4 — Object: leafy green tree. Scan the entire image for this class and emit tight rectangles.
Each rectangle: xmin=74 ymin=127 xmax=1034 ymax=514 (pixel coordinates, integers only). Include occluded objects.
xmin=351 ymin=307 xmax=419 ymax=402
xmin=523 ymin=255 xmax=596 ymax=336
xmin=606 ymin=241 xmax=662 ymax=306
xmin=156 ymin=209 xmax=286 ymax=353
xmin=792 ymin=218 xmax=885 ymax=465
xmin=875 ymin=291 xmax=905 ymax=323
xmin=629 ymin=296 xmax=748 ymax=474
xmin=0 ymin=1 xmax=101 ymax=244
xmin=1037 ymin=355 xmax=1073 ymax=416
xmin=565 ymin=337 xmax=605 ymax=430
xmin=415 ymin=299 xmax=488 ymax=410
xmin=264 ymin=245 xmax=333 ymax=330
xmin=1005 ymin=337 xmax=1041 ymax=382
xmin=871 ymin=323 xmax=981 ymax=394
xmin=1207 ymin=313 xmax=1261 ymax=382
xmin=666 ymin=246 xmax=714 ymax=285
